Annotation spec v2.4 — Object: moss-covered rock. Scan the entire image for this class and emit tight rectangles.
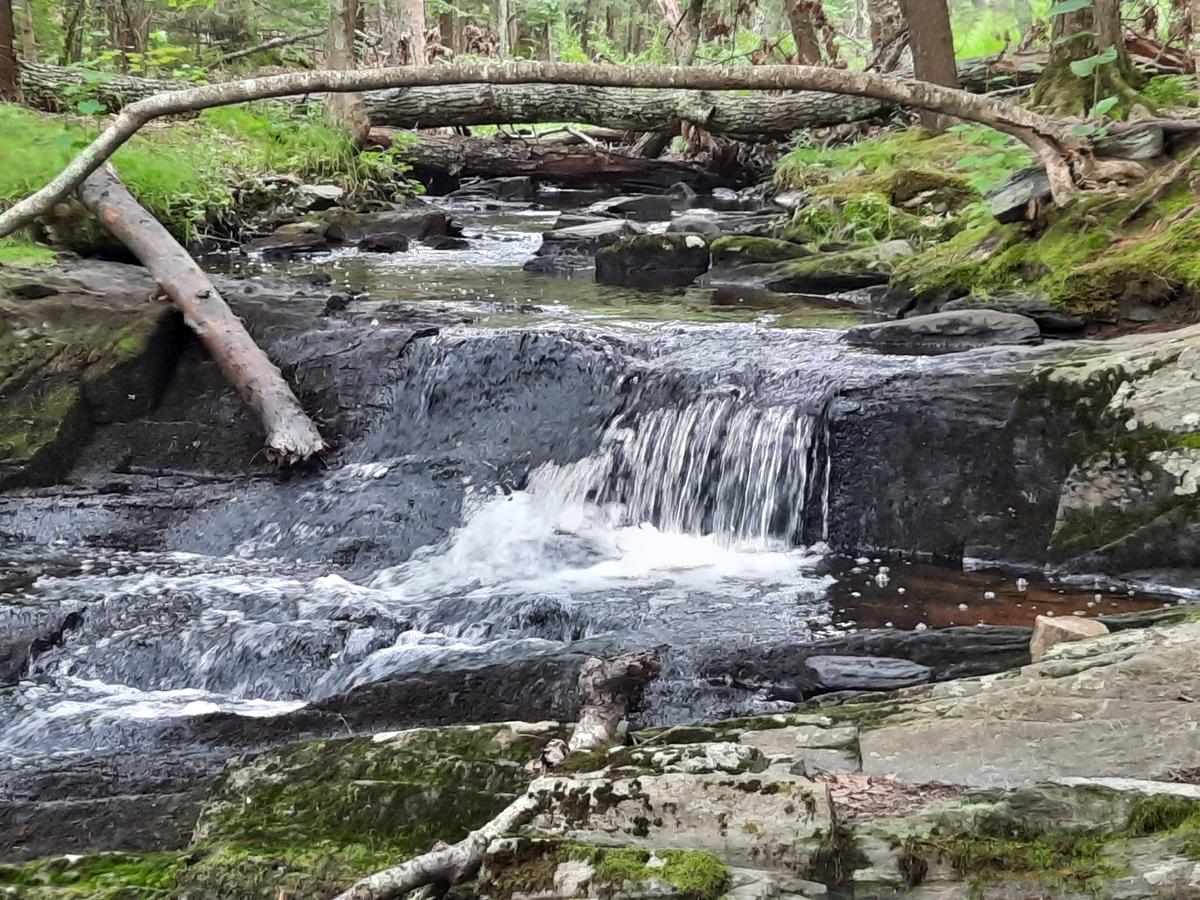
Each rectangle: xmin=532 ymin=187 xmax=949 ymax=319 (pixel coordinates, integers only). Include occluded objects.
xmin=595 ymin=233 xmax=710 ymax=289
xmin=759 ymin=240 xmax=914 ymax=294
xmin=0 ymin=263 xmax=181 ymax=488
xmin=709 ymin=235 xmax=810 ymax=269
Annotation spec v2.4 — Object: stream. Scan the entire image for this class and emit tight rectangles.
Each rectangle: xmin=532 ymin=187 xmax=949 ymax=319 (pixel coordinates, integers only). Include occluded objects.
xmin=0 ymin=191 xmax=1184 ymax=859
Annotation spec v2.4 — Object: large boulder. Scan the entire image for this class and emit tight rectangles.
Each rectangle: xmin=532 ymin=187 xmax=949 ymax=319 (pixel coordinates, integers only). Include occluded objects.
xmin=324 ymin=209 xmax=456 ymax=247
xmin=524 ymin=219 xmax=646 ymax=276
xmin=941 ymin=293 xmax=1088 ymax=336
xmin=595 ymin=233 xmax=711 ymax=289
xmin=844 ymin=310 xmax=1042 ymax=355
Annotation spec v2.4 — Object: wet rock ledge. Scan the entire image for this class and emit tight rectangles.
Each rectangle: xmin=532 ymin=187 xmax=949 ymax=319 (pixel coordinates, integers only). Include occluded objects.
xmin=4 ymin=616 xmax=1199 ymax=898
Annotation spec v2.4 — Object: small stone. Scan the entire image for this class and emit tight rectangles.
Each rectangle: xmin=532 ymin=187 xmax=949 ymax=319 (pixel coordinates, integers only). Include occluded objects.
xmin=1030 ymin=614 xmax=1110 ymax=662
xmin=1016 ymin=577 xmax=1029 ymax=592
xmin=983 ymin=591 xmax=997 ymax=600
xmin=914 ymin=622 xmax=927 ymax=632
xmin=958 ymin=603 xmax=969 ymax=612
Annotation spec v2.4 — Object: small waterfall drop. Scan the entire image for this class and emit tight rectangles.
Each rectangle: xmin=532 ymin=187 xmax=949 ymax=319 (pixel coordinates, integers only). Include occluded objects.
xmin=530 ymin=396 xmax=828 ymax=547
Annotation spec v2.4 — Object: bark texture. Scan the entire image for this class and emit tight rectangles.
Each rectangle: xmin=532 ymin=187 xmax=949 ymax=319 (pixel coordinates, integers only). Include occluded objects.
xmin=786 ymin=0 xmax=837 ymax=65
xmin=0 ymin=0 xmax=20 ymax=101
xmin=0 ymin=60 xmax=1096 ymax=236
xmin=327 ymin=0 xmax=369 ymax=145
xmin=898 ymin=0 xmax=958 ymax=129
xmin=371 ymin=129 xmax=739 ymax=190
xmin=75 ymin=165 xmax=327 ymax=464
xmin=16 ymin=0 xmax=33 ymax=58
xmin=380 ymin=0 xmax=425 ymax=65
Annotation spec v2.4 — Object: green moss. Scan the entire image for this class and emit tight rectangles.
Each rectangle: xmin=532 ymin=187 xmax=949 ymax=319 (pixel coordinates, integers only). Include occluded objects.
xmin=578 ymin=846 xmax=730 ymax=899
xmin=1050 ymin=500 xmax=1197 ymax=556
xmin=0 ymin=852 xmax=186 ymax=897
xmin=710 ymin=235 xmax=809 ymax=266
xmin=906 ymin=832 xmax=1123 ymax=888
xmin=0 ymin=236 xmax=56 ymax=268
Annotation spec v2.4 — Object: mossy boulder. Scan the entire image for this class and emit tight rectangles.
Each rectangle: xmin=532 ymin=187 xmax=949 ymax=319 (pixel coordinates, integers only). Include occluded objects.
xmin=760 ymin=240 xmax=914 ymax=294
xmin=595 ymin=233 xmax=710 ymax=289
xmin=0 ymin=262 xmax=181 ymax=488
xmin=813 ymin=168 xmax=978 ymax=212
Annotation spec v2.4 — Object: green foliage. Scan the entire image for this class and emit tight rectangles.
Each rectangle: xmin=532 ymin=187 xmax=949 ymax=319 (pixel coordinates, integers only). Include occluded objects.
xmin=1070 ymin=45 xmax=1118 ymax=78
xmin=0 ymin=852 xmax=186 ymax=896
xmin=0 ymin=236 xmax=56 ymax=267
xmin=1143 ymin=75 xmax=1200 ymax=108
xmin=572 ymin=846 xmax=731 ymax=899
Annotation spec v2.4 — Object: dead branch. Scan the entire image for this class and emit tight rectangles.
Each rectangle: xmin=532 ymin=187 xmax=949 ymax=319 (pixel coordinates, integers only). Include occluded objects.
xmin=217 ymin=28 xmax=327 ymax=64
xmin=331 ymin=651 xmax=659 ymax=900
xmin=76 ymin=165 xmax=327 ymax=465
xmin=0 ymin=61 xmax=1091 ymax=238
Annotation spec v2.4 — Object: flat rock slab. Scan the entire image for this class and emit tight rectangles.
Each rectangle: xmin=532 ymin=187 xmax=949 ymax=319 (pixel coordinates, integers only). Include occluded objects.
xmin=586 ymin=194 xmax=675 ymax=222
xmin=859 ymin=620 xmax=1200 ymax=788
xmin=844 ymin=310 xmax=1041 ymax=355
xmin=941 ymin=293 xmax=1087 ymax=335
xmin=797 ymin=655 xmax=933 ymax=695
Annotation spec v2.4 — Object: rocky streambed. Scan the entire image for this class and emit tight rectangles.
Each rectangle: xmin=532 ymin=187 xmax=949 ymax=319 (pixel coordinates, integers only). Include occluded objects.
xmin=3 ymin=180 xmax=1200 ymax=897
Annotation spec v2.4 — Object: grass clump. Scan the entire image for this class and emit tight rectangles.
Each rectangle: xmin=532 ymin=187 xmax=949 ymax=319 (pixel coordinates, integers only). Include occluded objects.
xmin=0 ymin=102 xmax=418 ymax=247
xmin=906 ymin=832 xmax=1123 ymax=889
xmin=1127 ymin=795 xmax=1200 ymax=857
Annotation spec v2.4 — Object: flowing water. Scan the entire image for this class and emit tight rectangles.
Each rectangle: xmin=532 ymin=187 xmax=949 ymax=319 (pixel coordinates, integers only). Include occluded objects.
xmin=0 ymin=197 xmax=1178 ymax=827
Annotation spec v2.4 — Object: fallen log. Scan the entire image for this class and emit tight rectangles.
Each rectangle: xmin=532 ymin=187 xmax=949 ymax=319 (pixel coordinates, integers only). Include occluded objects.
xmin=76 ymin=164 xmax=327 ymax=465
xmin=371 ymin=129 xmax=746 ymax=190
xmin=331 ymin=651 xmax=659 ymax=900
xmin=17 ymin=54 xmax=1042 ymax=134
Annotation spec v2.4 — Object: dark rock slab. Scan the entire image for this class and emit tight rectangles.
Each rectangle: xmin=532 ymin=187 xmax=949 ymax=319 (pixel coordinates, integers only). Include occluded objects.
xmin=844 ymin=310 xmax=1042 ymax=355
xmin=245 ymin=229 xmax=332 ymax=259
xmin=795 ymin=654 xmax=933 ymax=695
xmin=941 ymin=294 xmax=1087 ymax=336
xmin=358 ymin=233 xmax=410 ymax=253
xmin=585 ymin=194 xmax=674 ymax=222
xmin=595 ymin=233 xmax=711 ymax=289
xmin=325 ymin=209 xmax=456 ymax=246
xmin=986 ymin=166 xmax=1051 ymax=224
xmin=523 ymin=219 xmax=645 ymax=276
xmin=449 ymin=176 xmax=536 ymax=202
xmin=759 ymin=240 xmax=914 ymax=294
xmin=1095 ymin=124 xmax=1164 ymax=161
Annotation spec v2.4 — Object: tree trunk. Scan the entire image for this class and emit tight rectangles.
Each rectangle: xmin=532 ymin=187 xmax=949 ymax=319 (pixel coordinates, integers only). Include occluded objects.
xmin=15 ymin=0 xmax=33 ymax=59
xmin=786 ymin=0 xmax=824 ymax=64
xmin=326 ymin=0 xmax=369 ymax=145
xmin=0 ymin=60 xmax=1109 ymax=236
xmin=0 ymin=0 xmax=19 ymax=101
xmin=61 ymin=0 xmax=86 ymax=64
xmin=866 ymin=0 xmax=907 ymax=70
xmin=76 ymin=165 xmax=327 ymax=465
xmin=656 ymin=0 xmax=704 ymax=64
xmin=1029 ymin=0 xmax=1145 ymax=116
xmin=371 ymin=129 xmax=742 ymax=191
xmin=898 ymin=0 xmax=957 ymax=129
xmin=497 ymin=0 xmax=510 ymax=56
xmin=380 ymin=0 xmax=425 ymax=64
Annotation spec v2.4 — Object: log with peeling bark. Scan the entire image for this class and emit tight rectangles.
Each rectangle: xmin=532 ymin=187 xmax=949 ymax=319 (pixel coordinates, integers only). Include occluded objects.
xmin=331 ymin=651 xmax=659 ymax=900
xmin=0 ymin=60 xmax=1097 ymax=237
xmin=16 ymin=55 xmax=1045 ymax=134
xmin=370 ymin=129 xmax=743 ymax=190
xmin=76 ymin=165 xmax=327 ymax=465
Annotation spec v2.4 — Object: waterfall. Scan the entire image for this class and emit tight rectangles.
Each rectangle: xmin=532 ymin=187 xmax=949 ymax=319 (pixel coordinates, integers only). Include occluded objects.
xmin=529 ymin=396 xmax=828 ymax=547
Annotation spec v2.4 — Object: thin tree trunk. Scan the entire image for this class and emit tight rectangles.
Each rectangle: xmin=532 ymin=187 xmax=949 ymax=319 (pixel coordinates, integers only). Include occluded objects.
xmin=380 ymin=0 xmax=424 ymax=64
xmin=497 ymin=0 xmax=510 ymax=56
xmin=326 ymin=0 xmax=369 ymax=144
xmin=60 ymin=0 xmax=85 ymax=64
xmin=0 ymin=61 xmax=1111 ymax=236
xmin=786 ymin=0 xmax=824 ymax=64
xmin=867 ymin=0 xmax=908 ymax=70
xmin=1193 ymin=0 xmax=1200 ymax=87
xmin=898 ymin=0 xmax=958 ymax=129
xmin=0 ymin=0 xmax=19 ymax=101
xmin=1029 ymin=0 xmax=1144 ymax=115
xmin=16 ymin=0 xmax=33 ymax=59
xmin=76 ymin=165 xmax=326 ymax=464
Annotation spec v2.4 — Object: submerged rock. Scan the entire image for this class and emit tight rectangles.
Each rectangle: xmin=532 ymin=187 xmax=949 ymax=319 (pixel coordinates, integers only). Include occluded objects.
xmin=245 ymin=228 xmax=332 ymax=259
xmin=794 ymin=654 xmax=932 ymax=695
xmin=844 ymin=310 xmax=1042 ymax=355
xmin=595 ymin=233 xmax=711 ymax=289
xmin=324 ymin=208 xmax=456 ymax=247
xmin=759 ymin=240 xmax=914 ymax=294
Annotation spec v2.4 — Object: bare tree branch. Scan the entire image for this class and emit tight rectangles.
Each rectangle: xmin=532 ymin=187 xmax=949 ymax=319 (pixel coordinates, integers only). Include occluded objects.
xmin=77 ymin=165 xmax=327 ymax=465
xmin=217 ymin=27 xmax=326 ymax=64
xmin=0 ymin=61 xmax=1088 ymax=238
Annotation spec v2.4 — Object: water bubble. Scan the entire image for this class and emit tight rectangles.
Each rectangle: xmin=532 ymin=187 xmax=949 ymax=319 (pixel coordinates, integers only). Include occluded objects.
xmin=958 ymin=603 xmax=969 ymax=612
xmin=1015 ymin=577 xmax=1029 ymax=592
xmin=983 ymin=591 xmax=996 ymax=600
xmin=874 ymin=572 xmax=890 ymax=588
xmin=914 ymin=622 xmax=928 ymax=632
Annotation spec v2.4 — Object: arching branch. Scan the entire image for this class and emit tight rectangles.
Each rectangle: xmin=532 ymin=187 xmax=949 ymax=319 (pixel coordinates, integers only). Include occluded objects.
xmin=0 ymin=61 xmax=1086 ymax=238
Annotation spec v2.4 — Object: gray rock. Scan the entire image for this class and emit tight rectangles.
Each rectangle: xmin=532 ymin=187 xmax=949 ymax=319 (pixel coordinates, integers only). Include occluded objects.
xmin=757 ymin=240 xmax=914 ymax=294
xmin=941 ymin=293 xmax=1087 ymax=335
xmin=772 ymin=189 xmax=808 ymax=210
xmin=449 ymin=176 xmax=536 ymax=202
xmin=245 ymin=230 xmax=331 ymax=260
xmin=358 ymin=233 xmax=409 ymax=253
xmin=325 ymin=209 xmax=455 ymax=245
xmin=796 ymin=655 xmax=933 ymax=694
xmin=585 ymin=194 xmax=674 ymax=222
xmin=293 ymin=184 xmax=344 ymax=211
xmin=665 ymin=181 xmax=698 ymax=201
xmin=1095 ymin=124 xmax=1164 ymax=161
xmin=666 ymin=213 xmax=723 ymax=237
xmin=986 ymin=166 xmax=1051 ymax=223
xmin=425 ymin=236 xmax=470 ymax=251
xmin=844 ymin=310 xmax=1042 ymax=355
